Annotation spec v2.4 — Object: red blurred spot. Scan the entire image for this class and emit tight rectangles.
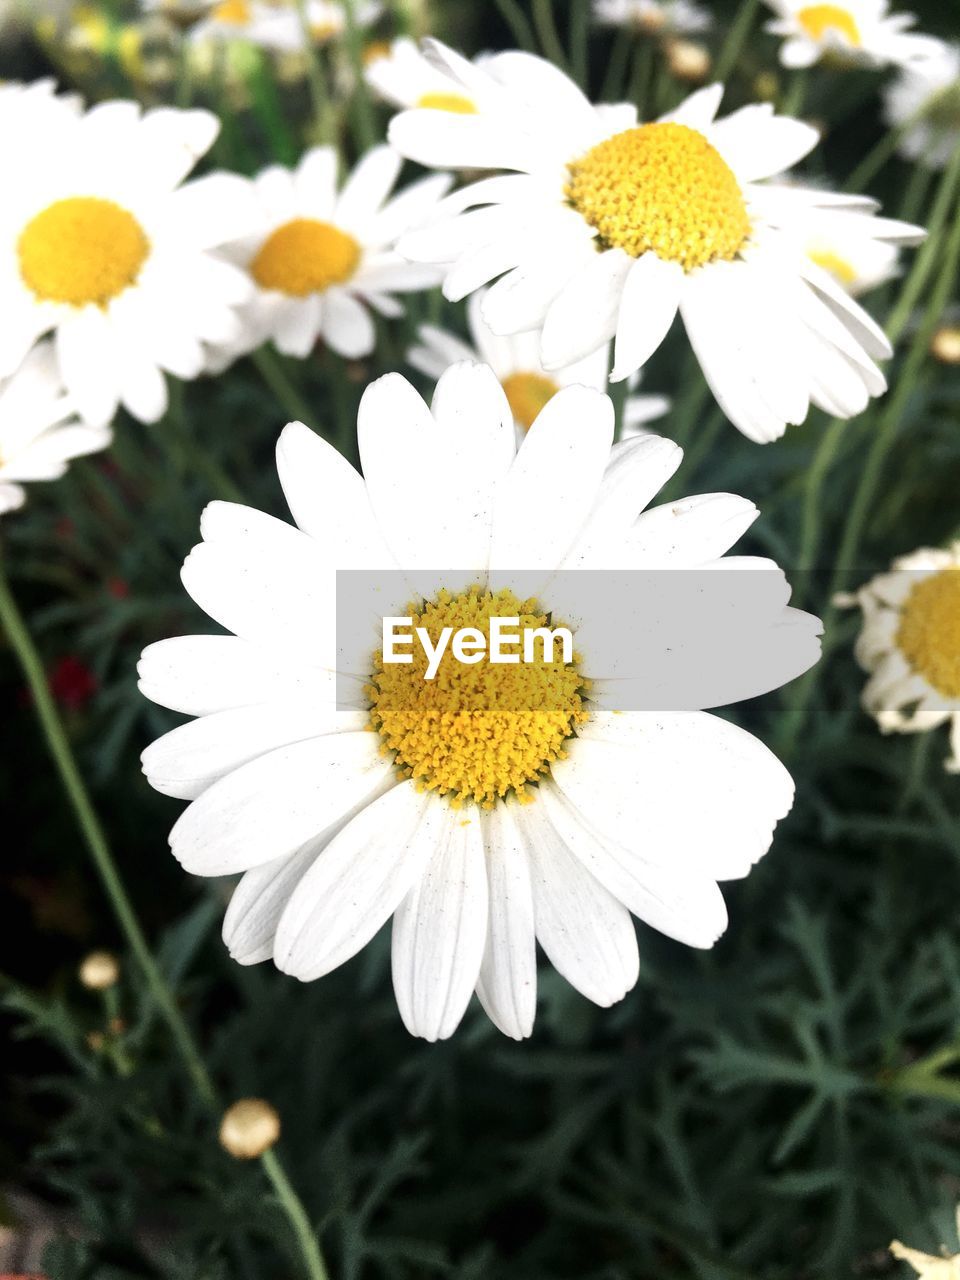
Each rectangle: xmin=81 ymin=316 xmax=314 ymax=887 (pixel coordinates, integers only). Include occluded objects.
xmin=106 ymin=576 xmax=130 ymax=599
xmin=49 ymin=655 xmax=98 ymax=711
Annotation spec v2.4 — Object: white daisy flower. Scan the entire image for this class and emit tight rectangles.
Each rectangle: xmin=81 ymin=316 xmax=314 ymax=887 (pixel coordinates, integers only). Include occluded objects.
xmin=390 ymin=42 xmax=925 ymax=443
xmin=137 ymin=362 xmax=820 ymax=1041
xmin=838 ymin=544 xmax=960 ymax=773
xmin=763 ymin=0 xmax=946 ymax=70
xmin=0 ymin=97 xmax=258 ymax=427
xmin=592 ymin=0 xmax=712 ymax=36
xmin=803 ymin=210 xmax=901 ymax=295
xmin=365 ymin=36 xmax=483 ymax=113
xmin=188 ymin=0 xmax=379 ymax=50
xmin=407 ymin=289 xmax=669 ymax=440
xmin=884 ymin=43 xmax=960 ymax=171
xmin=217 ymin=145 xmax=451 ymax=362
xmin=0 ymin=341 xmax=111 ymax=516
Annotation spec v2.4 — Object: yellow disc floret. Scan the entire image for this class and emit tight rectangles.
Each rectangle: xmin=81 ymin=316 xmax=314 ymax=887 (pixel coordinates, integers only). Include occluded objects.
xmin=18 ymin=197 xmax=150 ymax=307
xmin=808 ymin=247 xmax=857 ymax=287
xmin=797 ymin=4 xmax=861 ymax=45
xmin=501 ymin=371 xmax=559 ymax=430
xmin=896 ymin=568 xmax=960 ymax=699
xmin=565 ymin=122 xmax=751 ymax=272
xmin=369 ymin=586 xmax=588 ymax=808
xmin=415 ymin=91 xmax=478 ymax=114
xmin=250 ymin=218 xmax=361 ymax=296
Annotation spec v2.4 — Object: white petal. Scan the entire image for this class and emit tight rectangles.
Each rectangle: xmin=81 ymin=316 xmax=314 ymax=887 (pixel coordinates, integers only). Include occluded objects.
xmin=475 ymin=803 xmax=537 ymax=1040
xmin=611 ymin=253 xmax=683 ymax=382
xmin=540 ymin=249 xmax=633 ymax=370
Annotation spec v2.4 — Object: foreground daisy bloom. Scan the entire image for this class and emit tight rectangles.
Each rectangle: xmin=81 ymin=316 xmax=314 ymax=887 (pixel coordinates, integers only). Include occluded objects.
xmin=592 ymin=0 xmax=711 ymax=36
xmin=885 ymin=43 xmax=960 ymax=170
xmin=838 ymin=544 xmax=960 ymax=773
xmin=391 ymin=43 xmax=924 ymax=442
xmin=217 ymin=145 xmax=450 ymax=362
xmin=407 ymin=290 xmax=669 ymax=439
xmin=762 ymin=0 xmax=945 ymax=69
xmin=138 ymin=364 xmax=820 ymax=1040
xmin=0 ymin=95 xmax=257 ymax=427
xmin=0 ymin=342 xmax=110 ymax=515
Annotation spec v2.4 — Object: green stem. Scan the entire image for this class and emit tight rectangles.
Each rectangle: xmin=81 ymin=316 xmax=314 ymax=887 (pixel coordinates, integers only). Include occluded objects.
xmin=492 ymin=0 xmax=537 ymax=51
xmin=0 ymin=549 xmax=216 ymax=1105
xmin=601 ymin=29 xmax=632 ymax=102
xmin=262 ymin=1150 xmax=330 ymax=1280
xmin=341 ymin=0 xmax=379 ymax=150
xmin=294 ymin=0 xmax=335 ymax=145
xmin=712 ymin=0 xmax=760 ymax=84
xmin=569 ymin=0 xmax=590 ymax=88
xmin=628 ymin=37 xmax=654 ymax=114
xmin=781 ymin=68 xmax=807 ymax=118
xmin=531 ymin=0 xmax=568 ymax=70
xmin=0 ymin=552 xmax=333 ymax=1280
xmin=252 ymin=346 xmax=322 ymax=433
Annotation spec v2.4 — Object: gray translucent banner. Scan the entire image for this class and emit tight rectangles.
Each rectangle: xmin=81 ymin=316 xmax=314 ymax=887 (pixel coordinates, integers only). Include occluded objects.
xmin=335 ymin=569 xmax=823 ymax=712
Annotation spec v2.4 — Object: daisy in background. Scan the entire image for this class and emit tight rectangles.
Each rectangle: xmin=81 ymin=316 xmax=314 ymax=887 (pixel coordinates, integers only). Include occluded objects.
xmin=138 ymin=362 xmax=821 ymax=1042
xmin=0 ymin=94 xmax=258 ymax=427
xmin=762 ymin=0 xmax=946 ymax=70
xmin=187 ymin=0 xmax=380 ymax=50
xmin=592 ymin=0 xmax=711 ymax=36
xmin=885 ymin=43 xmax=960 ymax=171
xmin=212 ymin=144 xmax=449 ymax=363
xmin=0 ymin=341 xmax=110 ymax=516
xmin=407 ymin=290 xmax=669 ymax=439
xmin=365 ymin=37 xmax=482 ymax=113
xmin=838 ymin=545 xmax=960 ymax=773
xmin=390 ymin=41 xmax=924 ymax=443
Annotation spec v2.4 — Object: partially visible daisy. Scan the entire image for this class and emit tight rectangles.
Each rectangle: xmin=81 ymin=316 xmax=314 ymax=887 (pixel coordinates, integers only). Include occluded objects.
xmin=762 ymin=0 xmax=946 ymax=70
xmin=365 ymin=37 xmax=481 ymax=113
xmin=0 ymin=341 xmax=110 ymax=516
xmin=0 ymin=96 xmax=257 ymax=426
xmin=138 ymin=363 xmax=820 ymax=1041
xmin=885 ymin=43 xmax=960 ymax=170
xmin=593 ymin=0 xmax=711 ymax=36
xmin=391 ymin=42 xmax=924 ymax=442
xmin=217 ymin=145 xmax=450 ymax=361
xmin=407 ymin=290 xmax=668 ymax=439
xmin=188 ymin=0 xmax=379 ymax=50
xmin=837 ymin=544 xmax=960 ymax=773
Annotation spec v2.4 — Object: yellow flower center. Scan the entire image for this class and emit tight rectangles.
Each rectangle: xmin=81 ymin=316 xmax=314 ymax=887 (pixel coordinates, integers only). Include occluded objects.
xmin=18 ymin=197 xmax=150 ymax=308
xmin=211 ymin=0 xmax=251 ymax=24
xmin=797 ymin=4 xmax=861 ymax=45
xmin=362 ymin=39 xmax=391 ymax=65
xmin=566 ymin=122 xmax=751 ymax=272
xmin=415 ymin=91 xmax=478 ymax=114
xmin=310 ymin=19 xmax=340 ymax=42
xmin=808 ymin=247 xmax=857 ymax=287
xmin=369 ymin=587 xmax=588 ymax=808
xmin=250 ymin=218 xmax=361 ymax=296
xmin=896 ymin=568 xmax=960 ymax=699
xmin=501 ymin=371 xmax=560 ymax=430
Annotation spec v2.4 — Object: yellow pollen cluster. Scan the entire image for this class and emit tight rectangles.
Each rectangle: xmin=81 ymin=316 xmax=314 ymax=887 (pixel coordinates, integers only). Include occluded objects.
xmin=565 ymin=122 xmax=751 ymax=272
xmin=368 ymin=587 xmax=588 ymax=808
xmin=896 ymin=568 xmax=960 ymax=700
xmin=797 ymin=4 xmax=861 ymax=44
xmin=18 ymin=197 xmax=150 ymax=308
xmin=808 ymin=247 xmax=857 ymax=286
xmin=415 ymin=91 xmax=478 ymax=114
xmin=211 ymin=0 xmax=251 ymax=23
xmin=251 ymin=218 xmax=361 ymax=296
xmin=501 ymin=371 xmax=559 ymax=430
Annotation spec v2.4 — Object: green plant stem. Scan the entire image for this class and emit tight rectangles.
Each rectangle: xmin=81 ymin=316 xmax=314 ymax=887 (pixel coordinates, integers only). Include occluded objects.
xmin=601 ymin=29 xmax=632 ymax=101
xmin=531 ymin=0 xmax=568 ymax=70
xmin=628 ymin=37 xmax=654 ymax=113
xmin=781 ymin=68 xmax=807 ymax=117
xmin=262 ymin=1150 xmax=331 ymax=1280
xmin=713 ymin=0 xmax=760 ymax=84
xmin=294 ymin=0 xmax=335 ymax=144
xmin=0 ymin=551 xmax=332 ymax=1280
xmin=341 ymin=0 xmax=378 ymax=149
xmin=252 ymin=346 xmax=322 ymax=433
xmin=492 ymin=0 xmax=537 ymax=51
xmin=0 ymin=548 xmax=216 ymax=1106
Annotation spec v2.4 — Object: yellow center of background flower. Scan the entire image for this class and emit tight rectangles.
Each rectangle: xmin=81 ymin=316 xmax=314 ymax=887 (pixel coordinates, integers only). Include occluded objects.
xmin=369 ymin=587 xmax=588 ymax=808
xmin=896 ymin=568 xmax=960 ymax=699
xmin=808 ymin=247 xmax=857 ymax=286
xmin=797 ymin=4 xmax=861 ymax=45
xmin=18 ymin=197 xmax=150 ymax=307
xmin=415 ymin=91 xmax=478 ymax=113
xmin=565 ymin=122 xmax=751 ymax=271
xmin=211 ymin=0 xmax=250 ymax=24
xmin=311 ymin=19 xmax=339 ymax=41
xmin=501 ymin=371 xmax=560 ymax=430
xmin=251 ymin=218 xmax=361 ymax=296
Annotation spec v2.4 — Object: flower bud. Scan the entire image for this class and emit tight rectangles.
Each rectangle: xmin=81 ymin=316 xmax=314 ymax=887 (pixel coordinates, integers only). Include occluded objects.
xmin=666 ymin=39 xmax=711 ymax=82
xmin=931 ymin=326 xmax=960 ymax=365
xmin=219 ymin=1098 xmax=281 ymax=1160
xmin=79 ymin=950 xmax=119 ymax=991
